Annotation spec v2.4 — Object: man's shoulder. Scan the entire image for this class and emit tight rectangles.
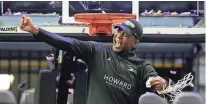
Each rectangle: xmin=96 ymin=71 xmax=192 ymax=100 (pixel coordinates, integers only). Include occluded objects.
xmin=135 ymin=58 xmax=152 ymax=67
xmin=142 ymin=60 xmax=152 ymax=66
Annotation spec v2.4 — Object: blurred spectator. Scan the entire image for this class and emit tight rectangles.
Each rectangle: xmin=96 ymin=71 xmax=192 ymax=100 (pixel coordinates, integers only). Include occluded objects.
xmin=49 ymin=1 xmax=60 ymax=8
xmin=139 ymin=1 xmax=204 ymax=16
xmin=5 ymin=8 xmax=12 ymax=15
xmin=69 ymin=1 xmax=132 ymax=16
xmin=58 ymin=16 xmax=62 ymax=25
xmin=3 ymin=1 xmax=62 ymax=15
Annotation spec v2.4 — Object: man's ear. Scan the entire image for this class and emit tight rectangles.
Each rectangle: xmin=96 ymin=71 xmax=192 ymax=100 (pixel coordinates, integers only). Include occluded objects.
xmin=135 ymin=39 xmax=139 ymax=44
xmin=133 ymin=39 xmax=139 ymax=47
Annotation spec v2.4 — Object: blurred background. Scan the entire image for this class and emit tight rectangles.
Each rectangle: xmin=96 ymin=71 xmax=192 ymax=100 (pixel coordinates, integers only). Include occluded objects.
xmin=0 ymin=1 xmax=205 ymax=104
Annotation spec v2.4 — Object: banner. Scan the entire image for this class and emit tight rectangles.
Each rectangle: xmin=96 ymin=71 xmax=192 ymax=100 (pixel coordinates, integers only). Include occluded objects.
xmin=0 ymin=26 xmax=18 ymax=33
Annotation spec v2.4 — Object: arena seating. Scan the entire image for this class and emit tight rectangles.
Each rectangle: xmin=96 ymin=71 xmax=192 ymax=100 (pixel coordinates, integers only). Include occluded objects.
xmin=139 ymin=92 xmax=204 ymax=104
xmin=0 ymin=90 xmax=17 ymax=104
xmin=139 ymin=92 xmax=169 ymax=104
xmin=20 ymin=89 xmax=35 ymax=104
xmin=172 ymin=92 xmax=204 ymax=104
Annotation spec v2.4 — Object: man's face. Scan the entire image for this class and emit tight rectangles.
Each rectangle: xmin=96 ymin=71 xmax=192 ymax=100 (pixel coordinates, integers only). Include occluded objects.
xmin=112 ymin=28 xmax=138 ymax=53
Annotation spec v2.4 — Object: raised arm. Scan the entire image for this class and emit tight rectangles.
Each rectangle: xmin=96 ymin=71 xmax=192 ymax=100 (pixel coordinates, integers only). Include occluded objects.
xmin=19 ymin=16 xmax=96 ymax=60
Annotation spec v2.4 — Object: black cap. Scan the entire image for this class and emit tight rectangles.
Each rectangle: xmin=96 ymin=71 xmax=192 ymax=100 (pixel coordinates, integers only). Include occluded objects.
xmin=114 ymin=19 xmax=143 ymax=39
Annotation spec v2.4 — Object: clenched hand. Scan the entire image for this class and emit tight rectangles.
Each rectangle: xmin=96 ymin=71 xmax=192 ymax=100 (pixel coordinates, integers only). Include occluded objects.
xmin=19 ymin=16 xmax=39 ymax=34
xmin=150 ymin=76 xmax=167 ymax=91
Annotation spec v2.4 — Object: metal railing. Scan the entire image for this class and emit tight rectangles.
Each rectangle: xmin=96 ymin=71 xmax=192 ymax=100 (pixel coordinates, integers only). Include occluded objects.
xmin=0 ymin=49 xmax=51 ymax=102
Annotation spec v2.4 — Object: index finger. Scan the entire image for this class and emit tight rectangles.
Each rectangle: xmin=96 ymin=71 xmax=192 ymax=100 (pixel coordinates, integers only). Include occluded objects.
xmin=150 ymin=77 xmax=162 ymax=83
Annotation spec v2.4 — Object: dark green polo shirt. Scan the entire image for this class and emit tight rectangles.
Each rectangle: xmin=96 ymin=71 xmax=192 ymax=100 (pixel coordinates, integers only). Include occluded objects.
xmin=34 ymin=28 xmax=158 ymax=104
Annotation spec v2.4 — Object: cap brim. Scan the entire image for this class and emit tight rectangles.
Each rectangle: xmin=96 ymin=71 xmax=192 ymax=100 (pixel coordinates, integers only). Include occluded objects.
xmin=114 ymin=24 xmax=133 ymax=37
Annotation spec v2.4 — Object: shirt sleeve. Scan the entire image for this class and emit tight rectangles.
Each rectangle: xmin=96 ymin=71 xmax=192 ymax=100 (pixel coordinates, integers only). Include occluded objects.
xmin=141 ymin=64 xmax=159 ymax=83
xmin=33 ymin=28 xmax=96 ymax=60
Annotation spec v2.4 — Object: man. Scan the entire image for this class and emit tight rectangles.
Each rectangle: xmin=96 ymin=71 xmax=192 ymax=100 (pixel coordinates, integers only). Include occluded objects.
xmin=19 ymin=16 xmax=167 ymax=104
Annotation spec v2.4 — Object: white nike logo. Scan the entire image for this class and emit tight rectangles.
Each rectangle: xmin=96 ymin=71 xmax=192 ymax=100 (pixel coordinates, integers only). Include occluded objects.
xmin=106 ymin=57 xmax=112 ymax=61
xmin=128 ymin=68 xmax=134 ymax=72
xmin=127 ymin=66 xmax=135 ymax=73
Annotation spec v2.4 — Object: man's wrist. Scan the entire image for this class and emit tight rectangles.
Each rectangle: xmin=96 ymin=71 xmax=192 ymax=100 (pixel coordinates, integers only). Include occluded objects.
xmin=30 ymin=26 xmax=39 ymax=35
xmin=163 ymin=77 xmax=174 ymax=87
